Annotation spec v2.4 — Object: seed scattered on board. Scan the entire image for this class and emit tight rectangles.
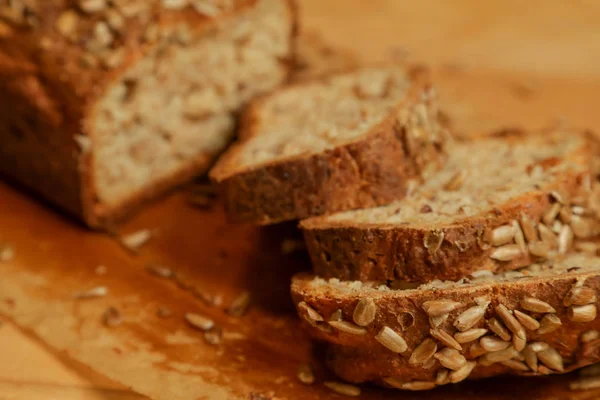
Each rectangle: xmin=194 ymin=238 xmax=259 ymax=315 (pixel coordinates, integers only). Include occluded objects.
xmin=73 ymin=286 xmax=108 ymax=299
xmin=227 ymin=291 xmax=251 ymax=317
xmin=185 ymin=312 xmax=214 ymax=331
xmin=0 ymin=243 xmax=14 ymax=262
xmin=120 ymin=229 xmax=152 ymax=251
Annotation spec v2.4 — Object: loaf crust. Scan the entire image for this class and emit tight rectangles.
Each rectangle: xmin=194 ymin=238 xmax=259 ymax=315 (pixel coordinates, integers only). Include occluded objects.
xmin=210 ymin=65 xmax=448 ymax=225
xmin=301 ymin=130 xmax=600 ymax=282
xmin=0 ymin=0 xmax=296 ymax=228
xmin=291 ymin=254 xmax=600 ymax=390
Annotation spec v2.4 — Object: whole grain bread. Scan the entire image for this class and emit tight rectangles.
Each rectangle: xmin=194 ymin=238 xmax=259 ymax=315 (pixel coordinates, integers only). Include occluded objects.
xmin=291 ymin=252 xmax=600 ymax=390
xmin=0 ymin=0 xmax=295 ymax=228
xmin=209 ymin=65 xmax=449 ymax=225
xmin=301 ymin=129 xmax=600 ymax=282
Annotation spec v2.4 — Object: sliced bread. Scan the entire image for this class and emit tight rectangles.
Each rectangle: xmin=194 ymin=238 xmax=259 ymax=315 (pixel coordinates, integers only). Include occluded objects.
xmin=209 ymin=65 xmax=448 ymax=225
xmin=291 ymin=252 xmax=600 ymax=390
xmin=300 ymin=129 xmax=600 ymax=282
xmin=0 ymin=0 xmax=295 ymax=227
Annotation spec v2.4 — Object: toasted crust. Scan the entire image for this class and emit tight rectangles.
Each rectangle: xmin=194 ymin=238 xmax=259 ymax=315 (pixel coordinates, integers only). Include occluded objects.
xmin=291 ymin=254 xmax=600 ymax=389
xmin=210 ymin=66 xmax=448 ymax=225
xmin=0 ymin=0 xmax=296 ymax=228
xmin=300 ymin=130 xmax=600 ymax=282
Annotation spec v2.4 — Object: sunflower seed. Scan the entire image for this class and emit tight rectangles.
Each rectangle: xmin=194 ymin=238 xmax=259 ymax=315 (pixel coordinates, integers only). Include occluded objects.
xmin=482 ymin=347 xmax=519 ymax=363
xmin=297 ymin=364 xmax=315 ymax=385
xmin=569 ymin=304 xmax=597 ymax=322
xmin=571 ymin=216 xmax=595 ymax=239
xmin=185 ymin=313 xmax=214 ymax=331
xmin=397 ymin=312 xmax=415 ymax=330
xmin=429 ymin=313 xmax=449 ymax=328
xmin=409 ymin=338 xmax=437 ymax=365
xmin=480 ymin=336 xmax=511 ymax=352
xmin=454 ymin=300 xmax=489 ymax=332
xmin=564 ymin=286 xmax=597 ymax=306
xmin=486 ymin=317 xmax=512 ymax=341
xmin=424 ymin=230 xmax=444 ymax=254
xmin=324 ymin=381 xmax=360 ymax=396
xmin=581 ymin=330 xmax=600 ymax=343
xmin=490 ymin=224 xmax=516 ymax=246
xmin=384 ymin=378 xmax=435 ymax=391
xmin=0 ymin=244 xmax=14 ymax=262
xmin=514 ymin=310 xmax=540 ymax=330
xmin=328 ymin=321 xmax=367 ymax=335
xmin=538 ymin=224 xmax=558 ymax=248
xmin=449 ymin=361 xmax=476 ymax=383
xmin=204 ymin=327 xmax=222 ymax=345
xmin=529 ymin=342 xmax=550 ymax=352
xmin=353 ymin=299 xmax=377 ymax=326
xmin=537 ymin=365 xmax=553 ymax=375
xmin=523 ymin=346 xmax=538 ymax=371
xmin=521 ymin=297 xmax=556 ymax=313
xmin=511 ymin=220 xmax=526 ymax=253
xmin=103 ymin=307 xmax=121 ymax=327
xmin=146 ymin=264 xmax=174 ymax=278
xmin=559 ymin=206 xmax=572 ymax=223
xmin=227 ymin=291 xmax=251 ymax=317
xmin=572 ymin=205 xmax=587 ymax=214
xmin=500 ymin=359 xmax=529 ymax=371
xmin=329 ymin=309 xmax=343 ymax=322
xmin=436 ymin=369 xmax=450 ymax=385
xmin=400 ymin=381 xmax=436 ymax=391
xmin=537 ymin=348 xmax=564 ymax=372
xmin=570 ymin=376 xmax=600 ymax=391
xmin=73 ymin=286 xmax=108 ymax=299
xmin=490 ymin=244 xmax=522 ymax=261
xmin=120 ymin=229 xmax=152 ymax=251
xmin=543 ymin=203 xmax=561 ymax=225
xmin=454 ymin=328 xmax=488 ymax=344
xmin=422 ymin=300 xmax=461 ymax=317
xmin=422 ymin=356 xmax=437 ymax=370
xmin=496 ymin=305 xmax=526 ymax=339
xmin=537 ymin=314 xmax=562 ymax=334
xmin=375 ymin=326 xmax=408 ymax=353
xmin=434 ymin=348 xmax=467 ymax=371
xmin=430 ymin=328 xmax=462 ymax=351
xmin=520 ymin=213 xmax=538 ymax=242
xmin=558 ymin=225 xmax=574 ymax=254
xmin=513 ymin=332 xmax=527 ymax=351
xmin=528 ymin=241 xmax=551 ymax=258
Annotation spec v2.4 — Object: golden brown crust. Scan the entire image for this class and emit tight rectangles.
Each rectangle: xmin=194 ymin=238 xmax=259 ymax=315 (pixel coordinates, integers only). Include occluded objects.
xmin=301 ymin=131 xmax=600 ymax=282
xmin=0 ymin=0 xmax=296 ymax=228
xmin=291 ymin=265 xmax=600 ymax=389
xmin=210 ymin=66 xmax=448 ymax=225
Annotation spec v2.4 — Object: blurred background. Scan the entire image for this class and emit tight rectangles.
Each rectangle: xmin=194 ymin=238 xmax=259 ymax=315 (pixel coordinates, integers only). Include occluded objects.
xmin=301 ymin=0 xmax=600 ymax=77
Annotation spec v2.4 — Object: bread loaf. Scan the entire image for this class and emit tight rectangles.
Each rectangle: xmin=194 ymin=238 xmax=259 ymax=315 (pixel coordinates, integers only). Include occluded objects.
xmin=0 ymin=0 xmax=295 ymax=227
xmin=210 ymin=65 xmax=449 ymax=225
xmin=301 ymin=129 xmax=600 ymax=282
xmin=291 ymin=252 xmax=600 ymax=390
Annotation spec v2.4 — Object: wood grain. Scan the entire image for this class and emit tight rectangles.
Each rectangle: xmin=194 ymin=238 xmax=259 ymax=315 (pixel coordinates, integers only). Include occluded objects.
xmin=2 ymin=1 xmax=600 ymax=399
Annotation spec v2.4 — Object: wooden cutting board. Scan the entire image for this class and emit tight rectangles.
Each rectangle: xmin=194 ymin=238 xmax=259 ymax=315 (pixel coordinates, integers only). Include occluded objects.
xmin=2 ymin=1 xmax=600 ymax=399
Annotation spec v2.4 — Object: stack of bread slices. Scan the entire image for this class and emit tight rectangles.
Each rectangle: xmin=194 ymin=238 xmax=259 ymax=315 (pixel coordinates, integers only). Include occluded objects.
xmin=210 ymin=64 xmax=600 ymax=391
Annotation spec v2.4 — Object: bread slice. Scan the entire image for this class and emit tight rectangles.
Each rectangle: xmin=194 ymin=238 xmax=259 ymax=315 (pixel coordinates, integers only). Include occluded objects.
xmin=301 ymin=130 xmax=600 ymax=282
xmin=291 ymin=252 xmax=600 ymax=390
xmin=0 ymin=0 xmax=295 ymax=228
xmin=209 ymin=65 xmax=448 ymax=225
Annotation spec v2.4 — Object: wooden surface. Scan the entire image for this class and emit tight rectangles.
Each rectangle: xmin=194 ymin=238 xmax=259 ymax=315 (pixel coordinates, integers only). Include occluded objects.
xmin=2 ymin=1 xmax=600 ymax=399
